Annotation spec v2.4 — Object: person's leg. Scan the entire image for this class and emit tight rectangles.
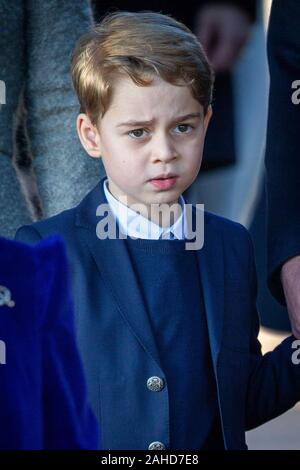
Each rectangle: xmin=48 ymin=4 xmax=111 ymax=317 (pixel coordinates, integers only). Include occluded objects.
xmin=0 ymin=0 xmax=32 ymax=238
xmin=24 ymin=0 xmax=105 ymax=218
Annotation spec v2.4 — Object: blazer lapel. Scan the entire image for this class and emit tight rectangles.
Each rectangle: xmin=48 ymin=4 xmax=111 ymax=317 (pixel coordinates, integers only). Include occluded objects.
xmin=196 ymin=212 xmax=225 ymax=372
xmin=75 ymin=178 xmax=163 ymax=371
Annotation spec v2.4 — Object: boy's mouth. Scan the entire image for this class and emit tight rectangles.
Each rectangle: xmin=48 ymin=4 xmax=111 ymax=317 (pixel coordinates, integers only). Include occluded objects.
xmin=149 ymin=173 xmax=178 ymax=190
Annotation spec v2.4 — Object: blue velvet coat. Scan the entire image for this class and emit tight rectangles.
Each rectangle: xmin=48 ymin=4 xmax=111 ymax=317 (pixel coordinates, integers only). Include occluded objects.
xmin=0 ymin=236 xmax=99 ymax=449
xmin=15 ymin=178 xmax=300 ymax=450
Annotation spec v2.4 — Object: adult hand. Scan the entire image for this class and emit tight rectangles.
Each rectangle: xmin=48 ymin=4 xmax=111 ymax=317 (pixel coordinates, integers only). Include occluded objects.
xmin=281 ymin=255 xmax=300 ymax=338
xmin=195 ymin=4 xmax=251 ymax=73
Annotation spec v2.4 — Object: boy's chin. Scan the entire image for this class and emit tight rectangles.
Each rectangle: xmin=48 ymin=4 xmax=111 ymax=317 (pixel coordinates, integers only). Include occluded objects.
xmin=147 ymin=193 xmax=182 ymax=206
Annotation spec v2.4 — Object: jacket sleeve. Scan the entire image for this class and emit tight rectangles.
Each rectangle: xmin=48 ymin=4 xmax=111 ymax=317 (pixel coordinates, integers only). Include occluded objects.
xmin=245 ymin=231 xmax=300 ymax=429
xmin=265 ymin=0 xmax=300 ymax=305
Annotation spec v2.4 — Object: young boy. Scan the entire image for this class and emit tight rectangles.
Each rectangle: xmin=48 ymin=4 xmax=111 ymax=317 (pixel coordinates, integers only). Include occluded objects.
xmin=16 ymin=11 xmax=300 ymax=450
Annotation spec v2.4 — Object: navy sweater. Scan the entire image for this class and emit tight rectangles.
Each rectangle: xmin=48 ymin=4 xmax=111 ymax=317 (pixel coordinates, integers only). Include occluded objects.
xmin=125 ymin=236 xmax=224 ymax=450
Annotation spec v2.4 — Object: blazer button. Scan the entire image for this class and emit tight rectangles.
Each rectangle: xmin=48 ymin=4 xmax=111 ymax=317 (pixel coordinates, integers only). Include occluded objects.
xmin=147 ymin=376 xmax=164 ymax=392
xmin=148 ymin=441 xmax=166 ymax=450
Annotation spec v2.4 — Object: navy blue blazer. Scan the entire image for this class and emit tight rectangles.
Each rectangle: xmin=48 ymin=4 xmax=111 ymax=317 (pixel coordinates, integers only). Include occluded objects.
xmin=15 ymin=178 xmax=300 ymax=450
xmin=0 ymin=236 xmax=99 ymax=449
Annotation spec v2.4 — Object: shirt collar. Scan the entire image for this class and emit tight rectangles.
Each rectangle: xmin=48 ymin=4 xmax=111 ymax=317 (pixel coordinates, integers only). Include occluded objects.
xmin=103 ymin=178 xmax=186 ymax=240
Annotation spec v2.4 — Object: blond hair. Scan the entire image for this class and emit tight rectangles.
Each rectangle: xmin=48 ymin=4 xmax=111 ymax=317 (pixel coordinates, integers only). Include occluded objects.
xmin=71 ymin=10 xmax=214 ymax=124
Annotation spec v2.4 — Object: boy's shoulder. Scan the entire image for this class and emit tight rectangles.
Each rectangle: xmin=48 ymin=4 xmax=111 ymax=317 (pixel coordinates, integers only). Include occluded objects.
xmin=15 ymin=207 xmax=77 ymax=244
xmin=201 ymin=208 xmax=251 ymax=242
xmin=15 ymin=179 xmax=103 ymax=243
xmin=199 ymin=208 xmax=254 ymax=259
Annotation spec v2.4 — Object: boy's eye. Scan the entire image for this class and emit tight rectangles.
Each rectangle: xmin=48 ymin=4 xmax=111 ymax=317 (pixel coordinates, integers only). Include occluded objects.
xmin=128 ymin=128 xmax=148 ymax=139
xmin=174 ymin=123 xmax=194 ymax=134
xmin=127 ymin=123 xmax=194 ymax=140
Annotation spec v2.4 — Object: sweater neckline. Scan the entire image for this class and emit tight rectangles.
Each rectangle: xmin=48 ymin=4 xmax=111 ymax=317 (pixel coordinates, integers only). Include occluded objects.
xmin=124 ymin=236 xmax=196 ymax=254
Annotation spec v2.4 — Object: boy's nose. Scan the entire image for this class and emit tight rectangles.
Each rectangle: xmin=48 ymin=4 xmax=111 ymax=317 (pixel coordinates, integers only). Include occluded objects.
xmin=151 ymin=133 xmax=178 ymax=163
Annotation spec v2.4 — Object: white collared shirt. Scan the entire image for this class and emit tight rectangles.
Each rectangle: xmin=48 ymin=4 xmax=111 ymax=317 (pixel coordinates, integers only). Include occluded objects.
xmin=103 ymin=179 xmax=187 ymax=240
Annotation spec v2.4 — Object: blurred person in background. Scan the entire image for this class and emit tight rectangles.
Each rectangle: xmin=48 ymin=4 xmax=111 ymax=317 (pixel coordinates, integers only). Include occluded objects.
xmin=0 ymin=235 xmax=99 ymax=449
xmin=265 ymin=0 xmax=300 ymax=338
xmin=0 ymin=0 xmax=105 ymax=239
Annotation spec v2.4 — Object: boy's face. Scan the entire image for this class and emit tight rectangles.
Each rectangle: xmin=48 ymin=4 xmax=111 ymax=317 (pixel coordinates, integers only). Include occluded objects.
xmin=78 ymin=75 xmax=212 ymax=210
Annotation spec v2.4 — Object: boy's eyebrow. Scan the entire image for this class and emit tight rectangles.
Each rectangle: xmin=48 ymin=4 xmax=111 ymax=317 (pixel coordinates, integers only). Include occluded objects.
xmin=116 ymin=112 xmax=202 ymax=128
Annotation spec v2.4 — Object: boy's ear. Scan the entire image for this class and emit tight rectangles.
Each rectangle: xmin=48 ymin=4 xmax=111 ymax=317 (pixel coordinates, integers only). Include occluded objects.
xmin=203 ymin=105 xmax=213 ymax=133
xmin=76 ymin=113 xmax=102 ymax=158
